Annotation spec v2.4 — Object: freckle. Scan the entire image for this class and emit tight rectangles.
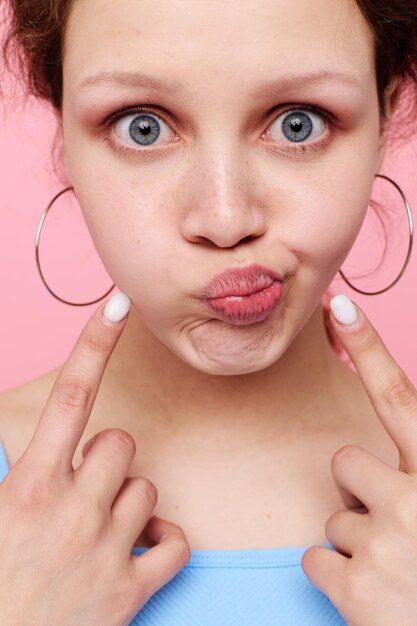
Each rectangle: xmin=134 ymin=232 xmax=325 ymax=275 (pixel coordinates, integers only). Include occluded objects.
xmin=266 ymin=513 xmax=271 ymax=519
xmin=175 ymin=505 xmax=180 ymax=510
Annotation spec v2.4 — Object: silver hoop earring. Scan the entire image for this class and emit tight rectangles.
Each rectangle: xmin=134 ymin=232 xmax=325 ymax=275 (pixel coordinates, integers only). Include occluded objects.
xmin=338 ymin=174 xmax=414 ymax=295
xmin=35 ymin=186 xmax=116 ymax=306
xmin=36 ymin=175 xmax=413 ymax=304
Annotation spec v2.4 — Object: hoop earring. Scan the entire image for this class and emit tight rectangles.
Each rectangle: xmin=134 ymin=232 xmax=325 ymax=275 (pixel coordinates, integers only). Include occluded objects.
xmin=35 ymin=186 xmax=116 ymax=306
xmin=338 ymin=174 xmax=414 ymax=295
xmin=37 ymin=175 xmax=413 ymax=305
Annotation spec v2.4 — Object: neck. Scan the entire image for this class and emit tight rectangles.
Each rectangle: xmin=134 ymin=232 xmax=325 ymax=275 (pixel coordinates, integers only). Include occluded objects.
xmin=97 ymin=302 xmax=353 ymax=456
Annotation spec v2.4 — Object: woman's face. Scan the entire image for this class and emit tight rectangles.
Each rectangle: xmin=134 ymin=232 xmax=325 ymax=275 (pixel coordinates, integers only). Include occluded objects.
xmin=61 ymin=0 xmax=395 ymax=375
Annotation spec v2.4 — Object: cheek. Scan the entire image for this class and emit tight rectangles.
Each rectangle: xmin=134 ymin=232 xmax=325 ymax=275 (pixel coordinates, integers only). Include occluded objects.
xmin=293 ymin=193 xmax=368 ymax=268
xmin=275 ymin=159 xmax=376 ymax=277
xmin=72 ymin=179 xmax=179 ymax=301
xmin=63 ymin=131 xmax=180 ymax=314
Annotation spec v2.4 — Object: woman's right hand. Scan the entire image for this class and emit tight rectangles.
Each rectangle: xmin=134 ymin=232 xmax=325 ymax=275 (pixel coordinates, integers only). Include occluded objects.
xmin=0 ymin=297 xmax=191 ymax=626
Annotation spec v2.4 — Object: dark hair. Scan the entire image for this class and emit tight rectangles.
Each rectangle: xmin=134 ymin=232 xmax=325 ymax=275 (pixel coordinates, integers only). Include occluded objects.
xmin=2 ymin=0 xmax=417 ymax=363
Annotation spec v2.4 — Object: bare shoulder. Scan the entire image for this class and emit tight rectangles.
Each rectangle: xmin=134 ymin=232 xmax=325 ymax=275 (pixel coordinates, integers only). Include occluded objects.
xmin=0 ymin=367 xmax=61 ymax=467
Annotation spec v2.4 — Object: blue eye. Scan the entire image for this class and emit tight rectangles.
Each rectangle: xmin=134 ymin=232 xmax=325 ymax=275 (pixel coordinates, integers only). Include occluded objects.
xmin=282 ymin=111 xmax=312 ymax=142
xmin=129 ymin=114 xmax=160 ymax=145
xmin=113 ymin=110 xmax=175 ymax=148
xmin=267 ymin=109 xmax=327 ymax=144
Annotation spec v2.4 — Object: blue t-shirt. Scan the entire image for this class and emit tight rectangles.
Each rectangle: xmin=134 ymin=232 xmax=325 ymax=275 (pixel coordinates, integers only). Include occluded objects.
xmin=0 ymin=439 xmax=346 ymax=625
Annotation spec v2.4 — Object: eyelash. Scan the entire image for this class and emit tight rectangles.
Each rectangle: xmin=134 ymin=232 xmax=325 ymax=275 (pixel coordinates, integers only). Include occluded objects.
xmin=104 ymin=103 xmax=333 ymax=157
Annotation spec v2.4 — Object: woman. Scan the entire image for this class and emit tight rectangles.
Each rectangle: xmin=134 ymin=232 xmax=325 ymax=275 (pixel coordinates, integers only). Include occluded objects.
xmin=1 ymin=0 xmax=417 ymax=623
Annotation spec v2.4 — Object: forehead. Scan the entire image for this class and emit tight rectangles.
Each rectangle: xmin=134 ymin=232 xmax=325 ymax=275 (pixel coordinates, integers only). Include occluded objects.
xmin=63 ymin=0 xmax=374 ymax=96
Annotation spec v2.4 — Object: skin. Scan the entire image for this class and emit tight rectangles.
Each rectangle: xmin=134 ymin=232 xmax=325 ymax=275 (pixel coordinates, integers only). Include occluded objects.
xmin=62 ymin=0 xmax=383 ymax=392
xmin=303 ymin=304 xmax=417 ymax=625
xmin=3 ymin=0 xmax=417 ymax=621
xmin=0 ymin=307 xmax=191 ymax=625
xmin=48 ymin=0 xmax=403 ymax=550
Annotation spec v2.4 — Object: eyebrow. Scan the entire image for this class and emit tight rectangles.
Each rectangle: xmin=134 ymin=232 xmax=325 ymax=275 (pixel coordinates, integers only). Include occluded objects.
xmin=79 ymin=71 xmax=179 ymax=94
xmin=78 ymin=68 xmax=362 ymax=96
xmin=251 ymin=69 xmax=362 ymax=98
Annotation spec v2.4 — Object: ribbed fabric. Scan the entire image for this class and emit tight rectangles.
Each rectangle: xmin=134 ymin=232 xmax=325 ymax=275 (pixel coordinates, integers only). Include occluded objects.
xmin=0 ymin=440 xmax=346 ymax=625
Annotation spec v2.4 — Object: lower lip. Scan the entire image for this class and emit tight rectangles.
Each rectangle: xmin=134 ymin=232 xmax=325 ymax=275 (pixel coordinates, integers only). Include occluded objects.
xmin=201 ymin=280 xmax=283 ymax=325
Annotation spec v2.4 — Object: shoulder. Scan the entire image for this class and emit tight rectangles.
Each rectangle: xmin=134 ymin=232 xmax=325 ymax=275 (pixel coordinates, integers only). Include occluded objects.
xmin=0 ymin=367 xmax=61 ymax=467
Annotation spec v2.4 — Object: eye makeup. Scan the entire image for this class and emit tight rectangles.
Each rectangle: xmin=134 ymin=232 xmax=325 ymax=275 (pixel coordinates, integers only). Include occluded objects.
xmin=100 ymin=100 xmax=337 ymax=160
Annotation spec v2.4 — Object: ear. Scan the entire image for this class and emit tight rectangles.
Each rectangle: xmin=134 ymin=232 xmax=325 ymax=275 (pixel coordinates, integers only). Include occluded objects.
xmin=375 ymin=74 xmax=404 ymax=171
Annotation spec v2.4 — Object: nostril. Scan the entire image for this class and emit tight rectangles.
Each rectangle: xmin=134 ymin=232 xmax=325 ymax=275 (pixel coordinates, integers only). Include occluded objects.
xmin=204 ymin=237 xmax=216 ymax=245
xmin=191 ymin=234 xmax=254 ymax=248
xmin=192 ymin=236 xmax=215 ymax=246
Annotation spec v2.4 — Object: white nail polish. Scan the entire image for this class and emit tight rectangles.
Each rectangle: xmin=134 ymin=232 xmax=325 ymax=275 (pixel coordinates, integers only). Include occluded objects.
xmin=103 ymin=292 xmax=131 ymax=324
xmin=329 ymin=294 xmax=358 ymax=326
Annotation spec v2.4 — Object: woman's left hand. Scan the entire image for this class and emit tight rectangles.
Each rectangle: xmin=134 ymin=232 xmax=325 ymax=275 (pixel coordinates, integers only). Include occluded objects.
xmin=301 ymin=295 xmax=417 ymax=626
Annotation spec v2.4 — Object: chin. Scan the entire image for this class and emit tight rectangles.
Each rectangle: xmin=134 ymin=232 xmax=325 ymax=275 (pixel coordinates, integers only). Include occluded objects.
xmin=175 ymin=331 xmax=285 ymax=376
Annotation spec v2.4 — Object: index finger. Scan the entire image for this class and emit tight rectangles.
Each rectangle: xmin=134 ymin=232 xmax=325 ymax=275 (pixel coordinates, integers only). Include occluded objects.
xmin=26 ymin=293 xmax=131 ymax=475
xmin=329 ymin=294 xmax=417 ymax=474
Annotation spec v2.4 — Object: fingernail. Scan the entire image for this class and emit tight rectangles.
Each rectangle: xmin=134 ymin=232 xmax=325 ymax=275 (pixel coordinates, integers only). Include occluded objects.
xmin=329 ymin=294 xmax=359 ymax=327
xmin=103 ymin=292 xmax=131 ymax=325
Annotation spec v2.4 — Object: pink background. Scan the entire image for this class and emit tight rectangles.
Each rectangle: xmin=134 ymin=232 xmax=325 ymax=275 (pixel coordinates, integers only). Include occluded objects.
xmin=1 ymin=76 xmax=417 ymax=393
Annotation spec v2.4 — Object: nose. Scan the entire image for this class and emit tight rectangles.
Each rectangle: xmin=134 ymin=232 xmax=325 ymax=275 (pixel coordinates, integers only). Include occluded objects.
xmin=181 ymin=145 xmax=267 ymax=248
